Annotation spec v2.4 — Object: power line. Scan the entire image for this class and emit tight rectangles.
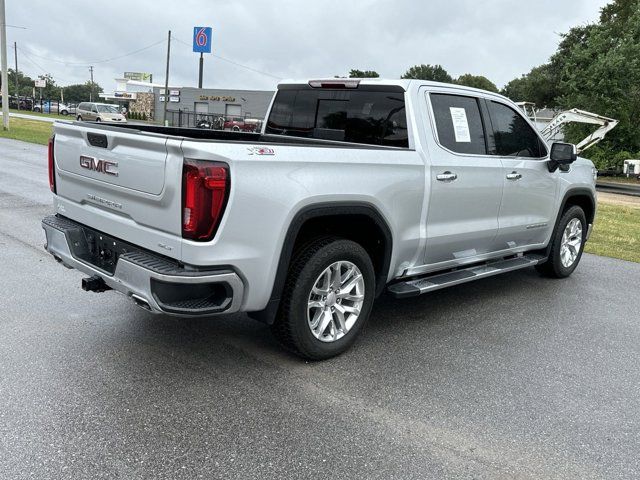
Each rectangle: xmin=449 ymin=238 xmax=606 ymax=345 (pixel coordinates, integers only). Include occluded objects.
xmin=173 ymin=36 xmax=282 ymax=80
xmin=16 ymin=47 xmax=72 ymax=84
xmin=18 ymin=38 xmax=166 ymax=66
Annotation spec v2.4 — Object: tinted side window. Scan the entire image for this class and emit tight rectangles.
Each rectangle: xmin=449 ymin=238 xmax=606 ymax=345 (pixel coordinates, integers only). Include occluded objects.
xmin=265 ymin=89 xmax=408 ymax=148
xmin=78 ymin=103 xmax=86 ymax=111
xmin=487 ymin=101 xmax=547 ymax=158
xmin=430 ymin=94 xmax=487 ymax=155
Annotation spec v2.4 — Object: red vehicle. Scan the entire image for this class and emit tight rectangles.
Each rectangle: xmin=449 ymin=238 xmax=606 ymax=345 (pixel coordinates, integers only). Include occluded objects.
xmin=223 ymin=117 xmax=246 ymax=131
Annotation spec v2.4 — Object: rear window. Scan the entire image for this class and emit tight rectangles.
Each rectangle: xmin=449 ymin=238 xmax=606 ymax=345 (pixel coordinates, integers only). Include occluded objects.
xmin=265 ymin=88 xmax=408 ymax=148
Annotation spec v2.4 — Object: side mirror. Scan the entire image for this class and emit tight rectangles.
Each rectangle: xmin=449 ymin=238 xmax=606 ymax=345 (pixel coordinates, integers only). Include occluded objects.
xmin=548 ymin=142 xmax=577 ymax=172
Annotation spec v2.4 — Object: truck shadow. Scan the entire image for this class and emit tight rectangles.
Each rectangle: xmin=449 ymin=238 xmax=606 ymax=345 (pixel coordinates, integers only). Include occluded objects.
xmin=118 ymin=265 xmax=558 ymax=364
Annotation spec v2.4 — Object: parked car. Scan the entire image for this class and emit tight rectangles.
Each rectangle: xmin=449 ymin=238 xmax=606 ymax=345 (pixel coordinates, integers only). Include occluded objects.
xmin=223 ymin=116 xmax=246 ymax=131
xmin=42 ymin=78 xmax=597 ymax=360
xmin=76 ymin=102 xmax=127 ymax=123
xmin=64 ymin=104 xmax=77 ymax=116
xmin=33 ymin=101 xmax=71 ymax=115
xmin=1 ymin=95 xmax=34 ymax=110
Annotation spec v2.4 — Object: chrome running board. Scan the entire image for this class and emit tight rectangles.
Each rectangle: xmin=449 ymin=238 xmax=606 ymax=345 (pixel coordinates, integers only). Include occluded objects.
xmin=388 ymin=254 xmax=546 ymax=299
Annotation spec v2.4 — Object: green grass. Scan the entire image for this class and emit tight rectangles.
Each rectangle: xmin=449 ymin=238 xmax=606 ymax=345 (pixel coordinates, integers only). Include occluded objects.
xmin=598 ymin=176 xmax=640 ymax=184
xmin=585 ymin=202 xmax=640 ymax=263
xmin=9 ymin=108 xmax=71 ymax=120
xmin=0 ymin=117 xmax=53 ymax=145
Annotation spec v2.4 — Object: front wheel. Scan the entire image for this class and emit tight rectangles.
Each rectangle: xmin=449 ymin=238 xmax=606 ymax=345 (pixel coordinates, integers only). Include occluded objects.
xmin=95 ymin=117 xmax=101 ymax=122
xmin=271 ymin=238 xmax=375 ymax=360
xmin=536 ymin=205 xmax=587 ymax=278
xmin=76 ymin=115 xmax=82 ymax=121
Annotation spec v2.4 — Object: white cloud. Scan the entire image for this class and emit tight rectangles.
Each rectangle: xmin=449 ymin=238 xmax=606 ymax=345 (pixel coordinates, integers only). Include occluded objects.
xmin=6 ymin=0 xmax=608 ymax=92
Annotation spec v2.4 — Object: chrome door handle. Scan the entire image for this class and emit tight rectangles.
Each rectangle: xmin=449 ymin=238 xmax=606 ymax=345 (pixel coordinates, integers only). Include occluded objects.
xmin=436 ymin=171 xmax=458 ymax=182
xmin=506 ymin=172 xmax=522 ymax=180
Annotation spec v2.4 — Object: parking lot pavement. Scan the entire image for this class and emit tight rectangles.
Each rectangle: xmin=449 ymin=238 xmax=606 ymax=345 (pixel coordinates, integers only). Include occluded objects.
xmin=1 ymin=137 xmax=639 ymax=479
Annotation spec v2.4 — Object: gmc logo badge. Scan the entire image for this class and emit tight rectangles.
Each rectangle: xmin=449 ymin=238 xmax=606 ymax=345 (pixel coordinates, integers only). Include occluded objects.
xmin=80 ymin=155 xmax=118 ymax=176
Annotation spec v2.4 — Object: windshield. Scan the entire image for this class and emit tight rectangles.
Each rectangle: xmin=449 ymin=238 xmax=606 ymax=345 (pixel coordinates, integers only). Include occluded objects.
xmin=97 ymin=105 xmax=120 ymax=113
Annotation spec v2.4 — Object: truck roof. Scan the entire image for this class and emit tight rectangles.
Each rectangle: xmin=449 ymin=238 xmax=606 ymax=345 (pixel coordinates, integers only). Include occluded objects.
xmin=278 ymin=78 xmax=507 ymax=98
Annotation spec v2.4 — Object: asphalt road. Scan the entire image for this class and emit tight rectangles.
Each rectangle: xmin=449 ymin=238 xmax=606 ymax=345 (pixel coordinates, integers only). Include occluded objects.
xmin=596 ymin=181 xmax=640 ymax=197
xmin=1 ymin=138 xmax=639 ymax=479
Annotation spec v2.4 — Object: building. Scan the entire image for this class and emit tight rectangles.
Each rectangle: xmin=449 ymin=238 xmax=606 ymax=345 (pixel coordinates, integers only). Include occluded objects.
xmin=153 ymin=86 xmax=274 ymax=127
xmin=102 ymin=76 xmax=275 ymax=125
xmin=100 ymin=77 xmax=161 ymax=120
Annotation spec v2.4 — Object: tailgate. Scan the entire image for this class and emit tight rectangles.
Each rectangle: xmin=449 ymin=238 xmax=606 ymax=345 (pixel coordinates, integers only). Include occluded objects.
xmin=52 ymin=122 xmax=184 ymax=259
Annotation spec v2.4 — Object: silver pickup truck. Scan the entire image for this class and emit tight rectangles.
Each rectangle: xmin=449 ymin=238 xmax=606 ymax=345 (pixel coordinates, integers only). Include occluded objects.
xmin=42 ymin=78 xmax=597 ymax=359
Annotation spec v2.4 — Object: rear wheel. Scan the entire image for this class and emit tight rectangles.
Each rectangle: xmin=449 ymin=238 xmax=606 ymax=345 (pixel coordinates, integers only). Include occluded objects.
xmin=95 ymin=117 xmax=101 ymax=122
xmin=536 ymin=205 xmax=586 ymax=278
xmin=271 ymin=237 xmax=375 ymax=360
xmin=76 ymin=115 xmax=82 ymax=121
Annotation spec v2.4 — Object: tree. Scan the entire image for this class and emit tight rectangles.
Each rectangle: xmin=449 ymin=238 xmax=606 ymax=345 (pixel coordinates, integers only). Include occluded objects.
xmin=401 ymin=64 xmax=453 ymax=83
xmin=37 ymin=74 xmax=61 ymax=100
xmin=349 ymin=69 xmax=380 ymax=78
xmin=455 ymin=74 xmax=498 ymax=92
xmin=62 ymin=82 xmax=103 ymax=103
xmin=6 ymin=69 xmax=35 ymax=96
xmin=553 ymin=0 xmax=640 ymax=158
xmin=501 ymin=64 xmax=558 ymax=106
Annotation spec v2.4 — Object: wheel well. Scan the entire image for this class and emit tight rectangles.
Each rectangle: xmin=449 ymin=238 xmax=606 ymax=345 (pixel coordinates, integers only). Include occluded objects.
xmin=564 ymin=194 xmax=595 ymax=224
xmin=248 ymin=204 xmax=393 ymax=324
xmin=293 ymin=214 xmax=388 ymax=283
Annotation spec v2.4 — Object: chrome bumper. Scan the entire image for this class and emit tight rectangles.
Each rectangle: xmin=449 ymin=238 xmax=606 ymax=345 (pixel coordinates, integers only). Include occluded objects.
xmin=42 ymin=215 xmax=244 ymax=316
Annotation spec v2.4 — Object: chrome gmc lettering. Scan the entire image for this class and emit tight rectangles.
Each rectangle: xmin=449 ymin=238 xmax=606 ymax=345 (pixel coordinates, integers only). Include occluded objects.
xmin=80 ymin=155 xmax=119 ymax=176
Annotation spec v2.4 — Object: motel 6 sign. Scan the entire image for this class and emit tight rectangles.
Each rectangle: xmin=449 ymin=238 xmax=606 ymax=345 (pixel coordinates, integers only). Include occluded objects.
xmin=193 ymin=27 xmax=213 ymax=53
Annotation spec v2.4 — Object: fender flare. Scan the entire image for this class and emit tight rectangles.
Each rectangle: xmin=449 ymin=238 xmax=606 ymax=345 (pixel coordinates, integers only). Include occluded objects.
xmin=541 ymin=187 xmax=596 ymax=258
xmin=249 ymin=202 xmax=393 ymax=324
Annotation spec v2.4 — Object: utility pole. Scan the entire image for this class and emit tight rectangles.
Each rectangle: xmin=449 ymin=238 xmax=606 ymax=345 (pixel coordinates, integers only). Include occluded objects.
xmin=0 ymin=0 xmax=9 ymax=130
xmin=14 ymin=41 xmax=18 ymax=110
xmin=89 ymin=65 xmax=94 ymax=101
xmin=162 ymin=29 xmax=171 ymax=126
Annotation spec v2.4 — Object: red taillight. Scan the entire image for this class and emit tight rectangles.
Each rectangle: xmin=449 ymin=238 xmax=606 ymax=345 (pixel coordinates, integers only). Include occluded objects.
xmin=182 ymin=160 xmax=230 ymax=241
xmin=48 ymin=135 xmax=56 ymax=193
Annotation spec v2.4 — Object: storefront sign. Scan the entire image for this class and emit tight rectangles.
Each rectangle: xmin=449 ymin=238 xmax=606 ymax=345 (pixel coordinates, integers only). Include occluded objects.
xmin=114 ymin=92 xmax=137 ymax=99
xmin=198 ymin=95 xmax=236 ymax=102
xmin=193 ymin=27 xmax=212 ymax=54
xmin=124 ymin=72 xmax=153 ymax=83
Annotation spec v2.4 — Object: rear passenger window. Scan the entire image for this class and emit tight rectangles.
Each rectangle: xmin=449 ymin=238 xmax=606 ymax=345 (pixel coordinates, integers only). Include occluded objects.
xmin=487 ymin=101 xmax=547 ymax=158
xmin=430 ymin=94 xmax=487 ymax=155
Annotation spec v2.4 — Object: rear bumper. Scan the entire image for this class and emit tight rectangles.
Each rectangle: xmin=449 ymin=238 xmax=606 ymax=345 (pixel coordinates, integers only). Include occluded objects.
xmin=42 ymin=215 xmax=244 ymax=316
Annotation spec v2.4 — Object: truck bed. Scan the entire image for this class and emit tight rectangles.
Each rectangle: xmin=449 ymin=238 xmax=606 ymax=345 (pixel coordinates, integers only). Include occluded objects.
xmin=68 ymin=121 xmax=405 ymax=150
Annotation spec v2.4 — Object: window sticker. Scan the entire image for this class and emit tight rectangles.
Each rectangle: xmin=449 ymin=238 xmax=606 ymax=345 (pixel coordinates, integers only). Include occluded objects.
xmin=449 ymin=107 xmax=471 ymax=143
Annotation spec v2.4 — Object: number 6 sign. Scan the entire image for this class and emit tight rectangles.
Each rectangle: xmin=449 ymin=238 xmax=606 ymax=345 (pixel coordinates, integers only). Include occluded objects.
xmin=193 ymin=27 xmax=212 ymax=53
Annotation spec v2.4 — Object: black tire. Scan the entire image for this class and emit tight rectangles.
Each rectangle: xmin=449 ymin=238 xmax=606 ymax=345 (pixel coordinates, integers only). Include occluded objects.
xmin=95 ymin=117 xmax=101 ymax=122
xmin=60 ymin=110 xmax=68 ymax=116
xmin=536 ymin=205 xmax=587 ymax=278
xmin=271 ymin=237 xmax=375 ymax=360
xmin=33 ymin=107 xmax=40 ymax=112
xmin=76 ymin=115 xmax=82 ymax=121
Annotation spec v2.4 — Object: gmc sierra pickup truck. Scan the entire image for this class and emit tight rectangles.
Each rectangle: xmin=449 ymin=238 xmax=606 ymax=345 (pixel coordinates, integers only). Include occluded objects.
xmin=42 ymin=78 xmax=597 ymax=360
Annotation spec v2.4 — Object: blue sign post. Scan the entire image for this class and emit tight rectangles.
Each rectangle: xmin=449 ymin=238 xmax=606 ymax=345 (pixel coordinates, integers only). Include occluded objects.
xmin=193 ymin=27 xmax=212 ymax=88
